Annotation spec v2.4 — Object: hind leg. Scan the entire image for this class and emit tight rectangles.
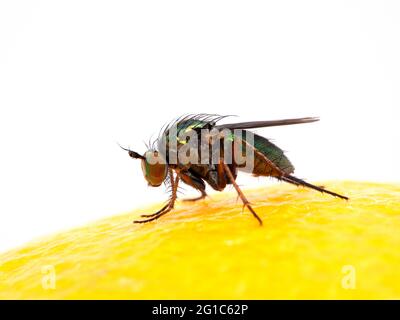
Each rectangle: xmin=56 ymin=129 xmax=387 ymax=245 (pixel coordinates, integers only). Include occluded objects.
xmin=281 ymin=174 xmax=349 ymax=200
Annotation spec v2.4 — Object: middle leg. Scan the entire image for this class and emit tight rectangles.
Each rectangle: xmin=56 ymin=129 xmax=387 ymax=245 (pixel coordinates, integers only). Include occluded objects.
xmin=222 ymin=162 xmax=263 ymax=225
xmin=179 ymin=170 xmax=208 ymax=202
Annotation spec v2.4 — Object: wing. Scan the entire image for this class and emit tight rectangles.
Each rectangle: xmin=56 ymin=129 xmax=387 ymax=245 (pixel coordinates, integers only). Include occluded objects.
xmin=214 ymin=117 xmax=319 ymax=130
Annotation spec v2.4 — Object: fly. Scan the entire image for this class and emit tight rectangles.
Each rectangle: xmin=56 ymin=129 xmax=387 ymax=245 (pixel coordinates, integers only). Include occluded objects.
xmin=120 ymin=114 xmax=348 ymax=225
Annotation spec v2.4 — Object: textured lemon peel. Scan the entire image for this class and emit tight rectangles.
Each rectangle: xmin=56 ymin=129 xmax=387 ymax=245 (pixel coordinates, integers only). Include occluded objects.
xmin=0 ymin=181 xmax=399 ymax=299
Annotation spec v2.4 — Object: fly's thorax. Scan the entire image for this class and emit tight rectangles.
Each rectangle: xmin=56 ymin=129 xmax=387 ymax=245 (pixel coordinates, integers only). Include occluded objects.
xmin=157 ymin=124 xmax=257 ymax=171
xmin=141 ymin=150 xmax=167 ymax=187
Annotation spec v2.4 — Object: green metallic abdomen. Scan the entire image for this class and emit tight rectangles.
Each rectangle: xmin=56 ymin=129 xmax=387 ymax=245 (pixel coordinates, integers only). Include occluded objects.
xmin=237 ymin=131 xmax=294 ymax=176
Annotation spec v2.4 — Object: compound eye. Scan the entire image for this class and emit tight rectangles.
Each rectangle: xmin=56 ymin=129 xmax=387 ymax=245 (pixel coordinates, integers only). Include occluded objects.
xmin=141 ymin=151 xmax=167 ymax=187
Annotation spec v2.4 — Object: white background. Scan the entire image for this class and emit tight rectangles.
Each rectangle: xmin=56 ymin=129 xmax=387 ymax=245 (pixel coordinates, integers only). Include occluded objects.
xmin=0 ymin=1 xmax=399 ymax=253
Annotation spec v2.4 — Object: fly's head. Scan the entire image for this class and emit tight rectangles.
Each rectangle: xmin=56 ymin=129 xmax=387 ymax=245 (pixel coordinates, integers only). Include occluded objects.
xmin=120 ymin=145 xmax=167 ymax=187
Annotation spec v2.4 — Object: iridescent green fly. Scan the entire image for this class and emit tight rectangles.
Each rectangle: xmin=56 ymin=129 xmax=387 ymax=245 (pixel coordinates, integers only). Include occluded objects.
xmin=121 ymin=114 xmax=348 ymax=225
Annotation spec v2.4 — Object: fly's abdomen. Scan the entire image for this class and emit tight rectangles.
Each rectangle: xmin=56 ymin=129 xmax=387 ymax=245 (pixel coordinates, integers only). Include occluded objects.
xmin=236 ymin=131 xmax=295 ymax=177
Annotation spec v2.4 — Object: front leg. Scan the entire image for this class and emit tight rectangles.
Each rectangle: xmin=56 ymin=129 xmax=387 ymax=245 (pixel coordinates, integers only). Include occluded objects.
xmin=134 ymin=169 xmax=180 ymax=223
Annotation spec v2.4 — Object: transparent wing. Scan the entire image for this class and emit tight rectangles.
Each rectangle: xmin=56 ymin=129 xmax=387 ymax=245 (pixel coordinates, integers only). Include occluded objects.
xmin=215 ymin=117 xmax=319 ymax=130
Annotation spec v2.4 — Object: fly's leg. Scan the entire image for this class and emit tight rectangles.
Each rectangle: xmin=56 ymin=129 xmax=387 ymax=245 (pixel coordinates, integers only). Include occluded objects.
xmin=134 ymin=171 xmax=180 ymax=223
xmin=178 ymin=171 xmax=208 ymax=202
xmin=134 ymin=205 xmax=174 ymax=223
xmin=281 ymin=175 xmax=348 ymax=200
xmin=139 ymin=202 xmax=169 ymax=218
xmin=138 ymin=169 xmax=175 ymax=218
xmin=222 ymin=162 xmax=263 ymax=226
xmin=182 ymin=190 xmax=207 ymax=202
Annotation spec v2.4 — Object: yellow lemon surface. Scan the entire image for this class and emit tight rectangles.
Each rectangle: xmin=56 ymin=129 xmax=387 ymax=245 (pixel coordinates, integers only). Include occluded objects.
xmin=0 ymin=181 xmax=399 ymax=299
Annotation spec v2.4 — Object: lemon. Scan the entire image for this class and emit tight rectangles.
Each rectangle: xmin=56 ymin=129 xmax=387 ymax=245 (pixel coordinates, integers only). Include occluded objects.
xmin=0 ymin=181 xmax=399 ymax=299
